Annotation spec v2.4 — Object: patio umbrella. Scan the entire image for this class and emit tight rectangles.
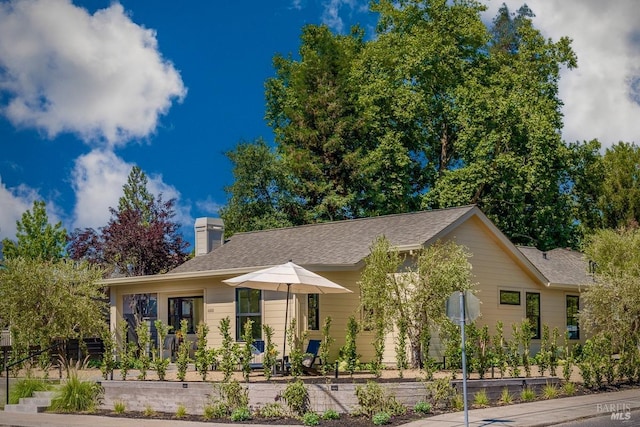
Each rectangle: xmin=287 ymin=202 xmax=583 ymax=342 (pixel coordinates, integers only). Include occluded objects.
xmin=223 ymin=261 xmax=352 ymax=373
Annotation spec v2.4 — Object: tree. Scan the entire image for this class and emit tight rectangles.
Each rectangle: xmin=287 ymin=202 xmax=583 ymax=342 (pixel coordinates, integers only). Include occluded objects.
xmin=1 ymin=200 xmax=67 ymax=261
xmin=598 ymin=142 xmax=640 ymax=229
xmin=225 ymin=0 xmax=584 ymax=249
xmin=220 ymin=139 xmax=300 ymax=236
xmin=580 ymin=227 xmax=640 ymax=353
xmin=0 ymin=257 xmax=106 ymax=353
xmin=359 ymin=236 xmax=474 ymax=368
xmin=567 ymin=139 xmax=605 ymax=237
xmin=420 ymin=2 xmax=578 ymax=250
xmin=68 ymin=166 xmax=189 ymax=276
xmin=267 ymin=25 xmax=367 ymax=222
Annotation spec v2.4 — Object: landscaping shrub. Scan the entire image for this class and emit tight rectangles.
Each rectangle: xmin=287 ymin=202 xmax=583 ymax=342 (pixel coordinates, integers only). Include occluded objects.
xmin=135 ymin=321 xmax=151 ymax=380
xmin=258 ymin=403 xmax=287 ymax=418
xmin=50 ymin=374 xmax=102 ymax=412
xmin=319 ymin=317 xmax=334 ymax=377
xmin=230 ymin=406 xmax=252 ymax=422
xmin=152 ymin=319 xmax=172 ymax=381
xmin=281 ymin=379 xmax=309 ymax=416
xmin=520 ymin=387 xmax=536 ymax=402
xmin=425 ymin=377 xmax=456 ymax=409
xmin=262 ymin=324 xmax=277 ymax=380
xmin=175 ymin=319 xmax=191 ymax=382
xmin=195 ymin=322 xmax=212 ymax=381
xmin=372 ymin=411 xmax=391 ymax=425
xmin=302 ymin=411 xmax=320 ymax=426
xmin=473 ymin=388 xmax=490 ymax=407
xmin=355 ymin=380 xmax=405 ymax=417
xmin=339 ymin=315 xmax=360 ymax=376
xmin=542 ymin=382 xmax=559 ymax=399
xmin=499 ymin=387 xmax=513 ymax=404
xmin=413 ymin=400 xmax=431 ymax=414
xmin=218 ymin=317 xmax=239 ymax=382
xmin=113 ymin=400 xmax=126 ymax=414
xmin=9 ymin=377 xmax=51 ymax=405
xmin=322 ymin=409 xmax=340 ymax=420
xmin=143 ymin=404 xmax=156 ymax=417
xmin=175 ymin=403 xmax=187 ymax=418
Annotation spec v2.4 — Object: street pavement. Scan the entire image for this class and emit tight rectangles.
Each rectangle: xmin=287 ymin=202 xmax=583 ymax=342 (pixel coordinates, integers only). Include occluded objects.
xmin=3 ymin=387 xmax=640 ymax=426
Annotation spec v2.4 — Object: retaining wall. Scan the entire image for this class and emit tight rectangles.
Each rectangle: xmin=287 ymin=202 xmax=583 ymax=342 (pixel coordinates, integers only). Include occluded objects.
xmin=99 ymin=377 xmax=561 ymax=415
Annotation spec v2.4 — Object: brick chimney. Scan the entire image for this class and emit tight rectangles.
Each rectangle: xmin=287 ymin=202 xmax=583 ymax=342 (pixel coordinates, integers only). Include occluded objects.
xmin=194 ymin=217 xmax=224 ymax=256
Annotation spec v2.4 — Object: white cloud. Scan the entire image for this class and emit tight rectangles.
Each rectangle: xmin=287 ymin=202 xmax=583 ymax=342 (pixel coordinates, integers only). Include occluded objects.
xmin=0 ymin=0 xmax=186 ymax=147
xmin=0 ymin=177 xmax=62 ymax=240
xmin=70 ymin=149 xmax=192 ymax=232
xmin=321 ymin=0 xmax=368 ymax=33
xmin=483 ymin=0 xmax=640 ymax=148
xmin=196 ymin=196 xmax=223 ymax=217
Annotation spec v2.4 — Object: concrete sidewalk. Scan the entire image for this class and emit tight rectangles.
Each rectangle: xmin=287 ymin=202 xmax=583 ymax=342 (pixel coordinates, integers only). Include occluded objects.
xmin=2 ymin=388 xmax=640 ymax=427
xmin=406 ymin=387 xmax=640 ymax=426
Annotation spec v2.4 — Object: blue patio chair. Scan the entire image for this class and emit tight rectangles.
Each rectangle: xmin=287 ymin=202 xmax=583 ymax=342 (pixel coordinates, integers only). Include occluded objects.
xmin=301 ymin=339 xmax=322 ymax=375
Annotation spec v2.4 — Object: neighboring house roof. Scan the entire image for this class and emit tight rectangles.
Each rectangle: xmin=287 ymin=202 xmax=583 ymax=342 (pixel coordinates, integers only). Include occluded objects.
xmin=170 ymin=205 xmax=477 ymax=274
xmin=517 ymin=246 xmax=592 ymax=287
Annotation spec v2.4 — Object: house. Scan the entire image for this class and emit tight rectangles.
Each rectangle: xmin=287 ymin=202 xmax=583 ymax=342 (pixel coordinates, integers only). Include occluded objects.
xmin=103 ymin=205 xmax=589 ymax=364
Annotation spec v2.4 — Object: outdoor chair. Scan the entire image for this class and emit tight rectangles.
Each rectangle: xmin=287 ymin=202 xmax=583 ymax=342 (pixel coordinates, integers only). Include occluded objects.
xmin=247 ymin=339 xmax=265 ymax=370
xmin=301 ymin=339 xmax=321 ymax=375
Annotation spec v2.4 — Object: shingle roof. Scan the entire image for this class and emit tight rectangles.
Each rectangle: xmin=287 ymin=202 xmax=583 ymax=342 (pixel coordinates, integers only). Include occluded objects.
xmin=169 ymin=205 xmax=477 ymax=274
xmin=517 ymin=246 xmax=592 ymax=286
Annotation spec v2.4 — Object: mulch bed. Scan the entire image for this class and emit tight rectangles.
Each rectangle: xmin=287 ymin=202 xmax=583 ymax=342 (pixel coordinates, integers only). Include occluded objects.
xmin=92 ymin=409 xmax=429 ymax=426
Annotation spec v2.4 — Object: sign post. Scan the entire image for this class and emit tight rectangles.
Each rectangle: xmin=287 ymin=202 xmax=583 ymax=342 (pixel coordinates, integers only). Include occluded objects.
xmin=446 ymin=290 xmax=480 ymax=427
xmin=459 ymin=292 xmax=469 ymax=427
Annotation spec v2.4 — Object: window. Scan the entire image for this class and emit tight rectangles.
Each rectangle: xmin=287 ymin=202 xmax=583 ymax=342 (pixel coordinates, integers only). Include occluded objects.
xmin=236 ymin=288 xmax=262 ymax=340
xmin=308 ymin=294 xmax=319 ymax=330
xmin=566 ymin=295 xmax=580 ymax=339
xmin=526 ymin=292 xmax=541 ymax=339
xmin=168 ymin=296 xmax=203 ymax=334
xmin=500 ymin=290 xmax=521 ymax=305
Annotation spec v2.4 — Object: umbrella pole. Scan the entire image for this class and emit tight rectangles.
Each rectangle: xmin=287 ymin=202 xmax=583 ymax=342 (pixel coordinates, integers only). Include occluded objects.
xmin=282 ymin=284 xmax=291 ymax=375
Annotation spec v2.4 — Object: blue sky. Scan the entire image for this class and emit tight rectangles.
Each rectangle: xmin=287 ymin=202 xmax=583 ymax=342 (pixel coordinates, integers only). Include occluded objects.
xmin=1 ymin=0 xmax=640 ymax=250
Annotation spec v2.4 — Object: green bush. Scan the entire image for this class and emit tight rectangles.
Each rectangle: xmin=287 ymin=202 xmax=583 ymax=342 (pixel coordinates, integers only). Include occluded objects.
xmin=175 ymin=403 xmax=187 ymax=418
xmin=322 ymin=408 xmax=340 ymax=420
xmin=355 ymin=381 xmax=405 ymax=417
xmin=372 ymin=411 xmax=391 ymax=425
xmin=302 ymin=411 xmax=320 ymax=426
xmin=258 ymin=403 xmax=287 ymax=418
xmin=425 ymin=377 xmax=456 ymax=409
xmin=413 ymin=400 xmax=431 ymax=414
xmin=230 ymin=406 xmax=252 ymax=421
xmin=281 ymin=379 xmax=309 ymax=416
xmin=203 ymin=402 xmax=228 ymax=419
xmin=50 ymin=375 xmax=102 ymax=413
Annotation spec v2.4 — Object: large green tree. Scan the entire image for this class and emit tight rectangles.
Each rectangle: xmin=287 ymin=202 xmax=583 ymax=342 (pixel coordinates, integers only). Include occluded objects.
xmin=219 ymin=139 xmax=300 ymax=235
xmin=0 ymin=257 xmax=106 ymax=352
xmin=266 ymin=25 xmax=376 ymax=222
xmin=359 ymin=236 xmax=474 ymax=368
xmin=415 ymin=3 xmax=577 ymax=250
xmin=1 ymin=200 xmax=67 ymax=261
xmin=224 ymin=0 xmax=585 ymax=249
